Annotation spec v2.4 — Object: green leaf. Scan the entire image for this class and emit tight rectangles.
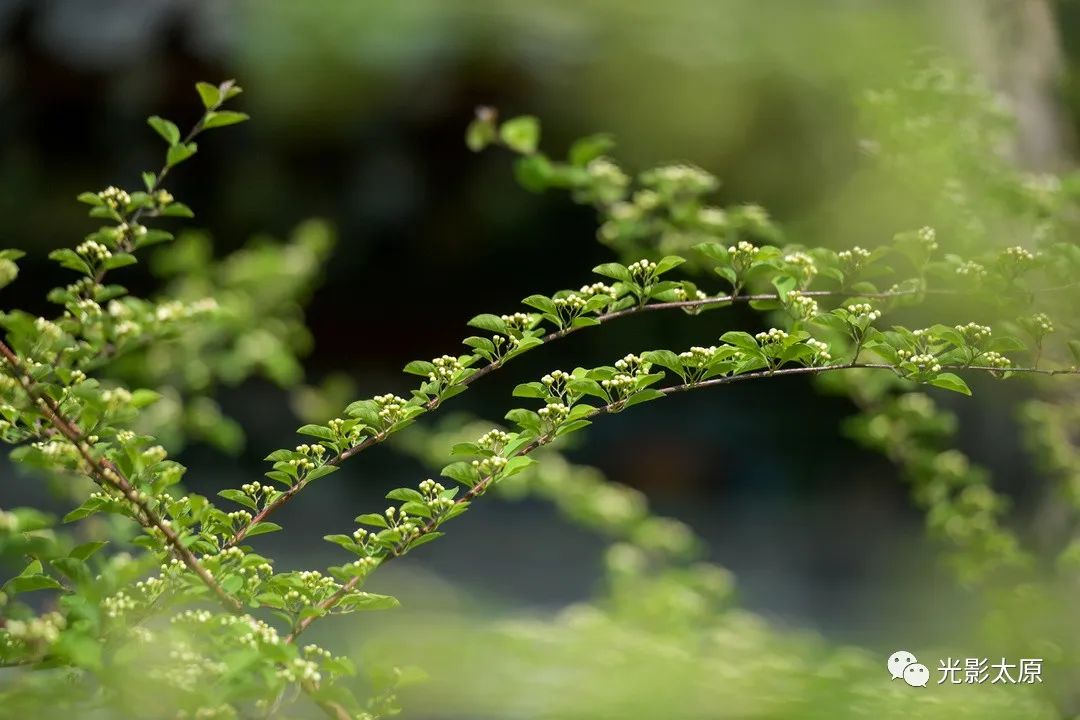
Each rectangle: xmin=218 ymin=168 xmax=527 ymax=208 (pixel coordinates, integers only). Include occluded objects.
xmin=403 ymin=360 xmax=435 ymax=376
xmin=195 ymin=81 xmax=221 ymax=109
xmin=147 ymin=116 xmax=180 ymax=146
xmin=467 ymin=313 xmax=507 ymax=335
xmin=386 ymin=488 xmax=425 ymax=503
xmin=245 ymin=522 xmax=283 ymax=538
xmin=642 ymin=350 xmax=685 ymax=379
xmin=336 ymin=591 xmax=399 ymax=612
xmin=929 ymin=373 xmax=972 ymax=396
xmin=297 ymin=424 xmax=336 ymax=441
xmin=654 ymin=256 xmax=685 ymax=276
xmin=355 ymin=513 xmax=389 ymax=529
xmin=465 ymin=113 xmax=497 ymax=152
xmin=130 ymin=389 xmax=162 ymax=409
xmin=4 ymin=575 xmax=63 ymax=594
xmin=103 ymin=253 xmax=137 ymax=270
xmin=720 ymin=331 xmax=759 ymax=351
xmin=569 ymin=133 xmax=615 ymax=166
xmin=623 ymin=388 xmax=666 ymax=409
xmin=69 ymin=541 xmax=107 ymax=561
xmin=593 ymin=263 xmax=631 ymax=282
xmin=76 ymin=192 xmax=104 ymax=207
xmin=202 ymin=110 xmax=249 ymax=129
xmin=166 ymin=142 xmax=198 ymax=168
xmin=441 ymin=461 xmax=478 ymax=486
xmin=218 ymin=489 xmax=257 ymax=511
xmin=513 ymin=154 xmax=553 ymax=193
xmin=499 ymin=115 xmax=540 ymax=154
xmin=304 ymin=465 xmax=339 ymax=482
xmin=49 ymin=249 xmax=91 ymax=275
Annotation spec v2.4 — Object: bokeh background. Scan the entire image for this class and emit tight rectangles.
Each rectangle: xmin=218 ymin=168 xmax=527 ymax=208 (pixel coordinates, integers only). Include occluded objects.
xmin=2 ymin=0 xmax=1079 ymax=673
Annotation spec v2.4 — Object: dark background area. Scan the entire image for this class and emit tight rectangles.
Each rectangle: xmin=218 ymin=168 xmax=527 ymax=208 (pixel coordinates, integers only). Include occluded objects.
xmin=1 ymin=0 xmax=1073 ymax=648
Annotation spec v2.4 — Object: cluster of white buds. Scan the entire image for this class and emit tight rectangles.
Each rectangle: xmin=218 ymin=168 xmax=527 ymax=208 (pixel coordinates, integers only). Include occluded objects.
xmin=140 ymin=445 xmax=167 ymax=465
xmin=102 ymin=590 xmax=139 ymax=619
xmin=784 ymin=251 xmax=817 ymax=280
xmin=500 ymin=312 xmax=532 ymax=332
xmin=347 ymin=557 xmax=379 ymax=575
xmin=786 ymin=291 xmax=819 ymax=319
xmin=154 ymin=301 xmax=186 ymax=322
xmin=698 ymin=207 xmax=727 ymax=229
xmin=541 ymin=369 xmax=572 ymax=394
xmin=3 ymin=612 xmax=66 ymax=646
xmin=586 ymin=158 xmax=630 ymax=192
xmin=32 ymin=440 xmax=76 ymax=461
xmin=328 ymin=417 xmax=363 ymax=445
xmin=296 ymin=443 xmax=326 ymax=458
xmin=670 ymin=286 xmax=708 ymax=302
xmin=982 ymin=352 xmax=1011 ymax=369
xmin=837 ymin=246 xmax=871 ymax=269
xmin=613 ymin=353 xmax=649 ymax=375
xmin=68 ymin=369 xmax=87 ymax=385
xmin=477 ymin=429 xmax=512 ymax=453
xmin=954 ymin=322 xmax=991 ymax=344
xmin=472 ymin=456 xmax=508 ymax=477
xmin=728 ymin=240 xmax=759 ymax=268
xmin=1029 ymin=312 xmax=1055 ymax=335
xmin=608 ymin=202 xmax=641 ymax=222
xmin=679 ymin=345 xmax=718 ymax=367
xmin=632 ymin=189 xmax=660 ymax=210
xmin=916 ymin=226 xmax=938 ymax=251
xmin=806 ymin=338 xmax=832 ymax=363
xmin=907 ymin=353 xmax=942 ymax=373
xmin=1003 ymin=245 xmax=1036 ymax=264
xmin=373 ymin=394 xmax=408 ymax=426
xmin=278 ymin=658 xmax=322 ymax=686
xmin=628 ymin=259 xmax=657 ymax=282
xmin=286 ymin=456 xmax=315 ymax=473
xmin=383 ymin=507 xmax=419 ymax=537
xmin=33 ymin=317 xmax=63 ymax=340
xmin=553 ymin=293 xmax=587 ymax=311
xmin=643 ymin=164 xmax=718 ymax=194
xmin=537 ymin=401 xmax=570 ymax=423
xmin=98 ymin=186 xmax=131 ymax=209
xmin=241 ymin=481 xmax=267 ymax=499
xmin=427 ymin=355 xmax=463 ymax=384
xmin=846 ymin=303 xmax=881 ymax=321
xmin=955 ymin=260 xmax=988 ymax=278
xmin=755 ymin=328 xmax=789 ymax=345
xmin=578 ymin=282 xmax=618 ymax=298
xmin=71 ymin=299 xmax=102 ymax=321
xmin=419 ymin=479 xmax=455 ymax=513
xmin=111 ymin=221 xmax=147 ymax=242
xmin=154 ymin=189 xmax=174 ymax=205
xmin=99 ymin=387 xmax=132 ymax=409
xmin=227 ymin=510 xmax=253 ymax=526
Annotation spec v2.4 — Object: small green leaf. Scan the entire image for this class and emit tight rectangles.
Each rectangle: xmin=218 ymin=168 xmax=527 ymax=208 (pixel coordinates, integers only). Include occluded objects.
xmin=166 ymin=142 xmax=198 ymax=168
xmin=202 ymin=110 xmax=249 ymax=129
xmin=218 ymin=489 xmax=257 ymax=511
xmin=569 ymin=133 xmax=615 ymax=166
xmin=245 ymin=522 xmax=283 ymax=537
xmin=499 ymin=115 xmax=540 ymax=154
xmin=147 ymin=116 xmax=180 ymax=146
xmin=195 ymin=81 xmax=221 ymax=109
xmin=929 ymin=373 xmax=972 ymax=396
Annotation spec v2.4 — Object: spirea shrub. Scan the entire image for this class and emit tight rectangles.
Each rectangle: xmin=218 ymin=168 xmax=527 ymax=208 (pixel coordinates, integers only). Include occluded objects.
xmin=2 ymin=67 xmax=1080 ymax=719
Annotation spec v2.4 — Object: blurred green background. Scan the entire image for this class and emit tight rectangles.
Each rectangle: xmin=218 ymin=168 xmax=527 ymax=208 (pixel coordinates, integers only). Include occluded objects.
xmin=2 ymin=0 xmax=1080 ymax=697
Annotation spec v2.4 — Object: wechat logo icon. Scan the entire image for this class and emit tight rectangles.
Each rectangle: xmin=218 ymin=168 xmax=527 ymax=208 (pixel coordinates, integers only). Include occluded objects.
xmin=888 ymin=650 xmax=929 ymax=688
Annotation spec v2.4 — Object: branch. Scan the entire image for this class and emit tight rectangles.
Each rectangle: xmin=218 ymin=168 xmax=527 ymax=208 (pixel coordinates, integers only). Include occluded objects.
xmin=0 ymin=339 xmax=242 ymax=613
xmin=226 ymin=286 xmax=933 ymax=548
xmin=281 ymin=360 xmax=1080 ymax=643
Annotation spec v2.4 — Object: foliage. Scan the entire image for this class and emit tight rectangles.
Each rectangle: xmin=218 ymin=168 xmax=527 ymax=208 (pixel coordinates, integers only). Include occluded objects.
xmin=1 ymin=62 xmax=1080 ymax=718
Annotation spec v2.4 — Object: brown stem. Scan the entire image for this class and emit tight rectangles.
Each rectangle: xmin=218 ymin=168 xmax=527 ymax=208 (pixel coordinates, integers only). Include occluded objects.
xmin=281 ymin=360 xmax=1080 ymax=643
xmin=0 ymin=340 xmax=242 ymax=613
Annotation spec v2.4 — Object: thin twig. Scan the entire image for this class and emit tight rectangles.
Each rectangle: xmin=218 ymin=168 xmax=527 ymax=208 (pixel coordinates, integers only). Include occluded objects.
xmin=281 ymin=359 xmax=1080 ymax=643
xmin=0 ymin=340 xmax=242 ymax=613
